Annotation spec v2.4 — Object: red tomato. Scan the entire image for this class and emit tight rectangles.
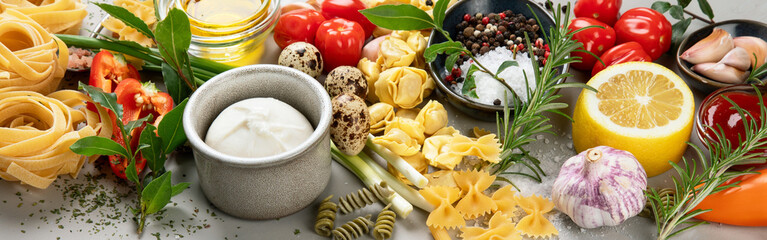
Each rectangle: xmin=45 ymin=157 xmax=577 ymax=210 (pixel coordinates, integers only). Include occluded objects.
xmin=315 ymin=18 xmax=365 ymax=72
xmin=114 ymin=78 xmax=174 ymax=126
xmin=89 ymin=51 xmax=140 ymax=93
xmin=321 ymin=0 xmax=375 ymax=39
xmin=273 ymin=9 xmax=326 ymax=49
xmin=614 ymin=7 xmax=672 ymax=60
xmin=568 ymin=17 xmax=616 ymax=71
xmin=574 ymin=0 xmax=622 ymax=26
xmin=591 ymin=42 xmax=652 ymax=76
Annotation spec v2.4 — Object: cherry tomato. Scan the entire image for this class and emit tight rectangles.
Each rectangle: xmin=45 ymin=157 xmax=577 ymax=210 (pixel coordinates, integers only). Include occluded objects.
xmin=89 ymin=51 xmax=140 ymax=93
xmin=614 ymin=7 xmax=672 ymax=60
xmin=321 ymin=0 xmax=375 ymax=39
xmin=568 ymin=17 xmax=616 ymax=71
xmin=315 ymin=18 xmax=365 ymax=72
xmin=114 ymin=78 xmax=174 ymax=126
xmin=574 ymin=0 xmax=622 ymax=26
xmin=591 ymin=41 xmax=652 ymax=76
xmin=273 ymin=9 xmax=326 ymax=49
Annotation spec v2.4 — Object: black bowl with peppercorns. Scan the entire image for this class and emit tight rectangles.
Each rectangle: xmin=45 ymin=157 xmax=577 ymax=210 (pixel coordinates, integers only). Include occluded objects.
xmin=427 ymin=0 xmax=562 ymax=121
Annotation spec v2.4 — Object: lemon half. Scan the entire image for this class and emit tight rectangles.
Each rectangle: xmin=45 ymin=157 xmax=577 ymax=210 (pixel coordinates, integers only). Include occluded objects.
xmin=572 ymin=62 xmax=695 ymax=177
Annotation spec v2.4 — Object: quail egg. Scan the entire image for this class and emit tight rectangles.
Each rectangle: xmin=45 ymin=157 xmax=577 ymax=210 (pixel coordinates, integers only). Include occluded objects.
xmin=278 ymin=42 xmax=323 ymax=78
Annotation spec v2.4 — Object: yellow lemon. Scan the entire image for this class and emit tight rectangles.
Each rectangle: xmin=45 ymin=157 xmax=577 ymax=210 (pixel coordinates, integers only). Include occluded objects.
xmin=572 ymin=62 xmax=694 ymax=177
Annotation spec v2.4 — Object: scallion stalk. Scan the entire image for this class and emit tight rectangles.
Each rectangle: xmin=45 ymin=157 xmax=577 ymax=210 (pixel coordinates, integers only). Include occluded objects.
xmin=366 ymin=135 xmax=428 ymax=188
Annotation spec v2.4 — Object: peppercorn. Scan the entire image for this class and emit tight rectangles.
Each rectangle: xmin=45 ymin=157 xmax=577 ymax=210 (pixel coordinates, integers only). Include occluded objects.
xmin=480 ymin=46 xmax=490 ymax=54
xmin=476 ymin=24 xmax=485 ymax=31
xmin=464 ymin=14 xmax=471 ymax=22
xmin=456 ymin=77 xmax=464 ymax=83
xmin=463 ymin=27 xmax=474 ymax=37
xmin=425 ymin=0 xmax=433 ymax=6
xmin=493 ymin=99 xmax=501 ymax=105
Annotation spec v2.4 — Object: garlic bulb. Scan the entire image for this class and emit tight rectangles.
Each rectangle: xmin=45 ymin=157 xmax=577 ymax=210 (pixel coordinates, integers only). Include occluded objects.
xmin=551 ymin=146 xmax=647 ymax=229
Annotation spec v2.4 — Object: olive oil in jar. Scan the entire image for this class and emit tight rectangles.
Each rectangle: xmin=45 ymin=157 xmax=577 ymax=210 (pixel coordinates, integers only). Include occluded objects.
xmin=184 ymin=0 xmax=262 ymax=24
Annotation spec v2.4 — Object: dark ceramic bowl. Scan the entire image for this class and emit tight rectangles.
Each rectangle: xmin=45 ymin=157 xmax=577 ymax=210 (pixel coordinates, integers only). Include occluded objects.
xmin=427 ymin=0 xmax=561 ymax=121
xmin=676 ymin=19 xmax=767 ymax=93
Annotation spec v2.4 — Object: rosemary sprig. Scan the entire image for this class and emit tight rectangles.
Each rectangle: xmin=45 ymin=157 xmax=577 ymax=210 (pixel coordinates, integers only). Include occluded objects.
xmin=646 ymin=85 xmax=767 ymax=240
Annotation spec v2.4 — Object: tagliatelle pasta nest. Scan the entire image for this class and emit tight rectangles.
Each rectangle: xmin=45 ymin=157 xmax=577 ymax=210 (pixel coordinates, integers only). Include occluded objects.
xmin=101 ymin=0 xmax=156 ymax=47
xmin=0 ymin=0 xmax=87 ymax=34
xmin=0 ymin=90 xmax=112 ymax=189
xmin=0 ymin=9 xmax=68 ymax=94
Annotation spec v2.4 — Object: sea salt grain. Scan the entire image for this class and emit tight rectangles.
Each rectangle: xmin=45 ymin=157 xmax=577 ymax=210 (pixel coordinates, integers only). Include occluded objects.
xmin=452 ymin=47 xmax=537 ymax=104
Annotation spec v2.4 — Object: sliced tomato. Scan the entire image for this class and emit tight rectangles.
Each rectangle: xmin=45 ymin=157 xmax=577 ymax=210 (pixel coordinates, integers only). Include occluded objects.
xmin=89 ymin=51 xmax=141 ymax=93
xmin=114 ymin=78 xmax=173 ymax=125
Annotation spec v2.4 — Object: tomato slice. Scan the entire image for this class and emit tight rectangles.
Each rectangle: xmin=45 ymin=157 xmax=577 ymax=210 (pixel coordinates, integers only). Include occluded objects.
xmin=90 ymin=51 xmax=141 ymax=93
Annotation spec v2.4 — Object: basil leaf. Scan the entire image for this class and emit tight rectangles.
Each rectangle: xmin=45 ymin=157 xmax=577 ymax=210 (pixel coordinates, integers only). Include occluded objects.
xmin=125 ymin=115 xmax=153 ymax=133
xmin=677 ymin=0 xmax=691 ymax=7
xmin=159 ymin=99 xmax=188 ymax=154
xmin=171 ymin=182 xmax=190 ymax=197
xmin=697 ymin=0 xmax=714 ymax=20
xmin=669 ymin=5 xmax=684 ymax=20
xmin=80 ymin=82 xmax=123 ymax=120
xmin=462 ymin=64 xmax=479 ymax=98
xmin=497 ymin=61 xmax=519 ymax=75
xmin=360 ymin=5 xmax=435 ymax=31
xmin=445 ymin=52 xmax=461 ymax=71
xmin=672 ymin=17 xmax=693 ymax=44
xmin=70 ymin=136 xmax=130 ymax=158
xmin=433 ymin=0 xmax=450 ymax=28
xmin=125 ymin=154 xmax=140 ymax=185
xmin=140 ymin=124 xmax=166 ymax=173
xmin=162 ymin=62 xmax=191 ymax=103
xmin=142 ymin=171 xmax=172 ymax=214
xmin=651 ymin=1 xmax=672 ymax=13
xmin=424 ymin=41 xmax=463 ymax=63
xmin=95 ymin=3 xmax=154 ymax=39
xmin=155 ymin=8 xmax=195 ymax=96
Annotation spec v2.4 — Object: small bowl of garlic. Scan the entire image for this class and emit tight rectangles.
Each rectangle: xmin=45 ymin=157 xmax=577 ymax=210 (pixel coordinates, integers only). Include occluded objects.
xmin=676 ymin=19 xmax=767 ymax=93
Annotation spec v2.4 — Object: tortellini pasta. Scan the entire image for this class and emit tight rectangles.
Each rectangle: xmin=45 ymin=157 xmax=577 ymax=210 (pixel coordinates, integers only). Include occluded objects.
xmin=432 ymin=126 xmax=460 ymax=136
xmin=416 ymin=100 xmax=448 ymax=135
xmin=391 ymin=30 xmax=428 ymax=68
xmin=422 ymin=135 xmax=463 ymax=170
xmin=0 ymin=0 xmax=87 ymax=34
xmin=375 ymin=66 xmax=434 ymax=109
xmin=378 ymin=37 xmax=415 ymax=69
xmin=372 ymin=128 xmax=420 ymax=157
xmin=101 ymin=0 xmax=156 ymax=47
xmin=357 ymin=57 xmax=381 ymax=102
xmin=369 ymin=102 xmax=395 ymax=134
xmin=395 ymin=108 xmax=420 ymax=120
xmin=385 ymin=117 xmax=425 ymax=144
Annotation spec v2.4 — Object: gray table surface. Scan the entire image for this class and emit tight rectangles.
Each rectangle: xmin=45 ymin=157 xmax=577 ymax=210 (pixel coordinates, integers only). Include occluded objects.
xmin=2 ymin=0 xmax=767 ymax=239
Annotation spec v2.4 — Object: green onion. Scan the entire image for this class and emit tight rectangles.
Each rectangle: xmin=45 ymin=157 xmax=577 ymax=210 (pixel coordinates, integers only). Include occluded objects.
xmin=366 ymin=135 xmax=428 ymax=188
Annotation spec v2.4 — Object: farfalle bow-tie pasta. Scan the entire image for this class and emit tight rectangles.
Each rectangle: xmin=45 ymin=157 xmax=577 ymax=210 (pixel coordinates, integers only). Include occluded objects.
xmin=0 ymin=9 xmax=68 ymax=94
xmin=0 ymin=0 xmax=87 ymax=34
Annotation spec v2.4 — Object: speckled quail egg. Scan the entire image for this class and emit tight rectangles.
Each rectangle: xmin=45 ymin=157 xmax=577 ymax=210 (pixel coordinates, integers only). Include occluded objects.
xmin=330 ymin=93 xmax=370 ymax=155
xmin=278 ymin=42 xmax=323 ymax=78
xmin=325 ymin=66 xmax=367 ymax=99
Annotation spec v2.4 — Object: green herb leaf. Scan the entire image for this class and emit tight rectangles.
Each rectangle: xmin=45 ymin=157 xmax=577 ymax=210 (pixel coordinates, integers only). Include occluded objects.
xmin=360 ymin=4 xmax=435 ymax=31
xmin=159 ymin=99 xmax=188 ymax=154
xmin=162 ymin=62 xmax=191 ymax=103
xmin=171 ymin=182 xmax=190 ymax=197
xmin=697 ymin=0 xmax=714 ymax=20
xmin=70 ymin=136 xmax=130 ymax=158
xmin=424 ymin=41 xmax=463 ymax=63
xmin=125 ymin=115 xmax=153 ymax=133
xmin=677 ymin=0 xmax=692 ymax=7
xmin=125 ymin=154 xmax=140 ymax=185
xmin=432 ymin=0 xmax=450 ymax=28
xmin=80 ymin=82 xmax=123 ymax=120
xmin=155 ymin=8 xmax=195 ymax=100
xmin=651 ymin=1 xmax=672 ymax=13
xmin=672 ymin=17 xmax=693 ymax=44
xmin=669 ymin=5 xmax=684 ymax=20
xmin=140 ymin=124 xmax=166 ymax=174
xmin=142 ymin=171 xmax=173 ymax=214
xmin=496 ymin=61 xmax=519 ymax=75
xmin=445 ymin=52 xmax=461 ymax=71
xmin=95 ymin=3 xmax=154 ymax=39
xmin=553 ymin=82 xmax=598 ymax=92
xmin=462 ymin=64 xmax=479 ymax=98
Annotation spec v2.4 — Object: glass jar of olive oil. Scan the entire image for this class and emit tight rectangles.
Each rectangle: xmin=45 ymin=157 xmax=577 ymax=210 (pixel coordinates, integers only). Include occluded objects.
xmin=157 ymin=0 xmax=280 ymax=66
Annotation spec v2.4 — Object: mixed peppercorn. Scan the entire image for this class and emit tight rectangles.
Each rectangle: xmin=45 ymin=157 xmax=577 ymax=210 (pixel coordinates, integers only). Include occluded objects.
xmin=454 ymin=10 xmax=550 ymax=66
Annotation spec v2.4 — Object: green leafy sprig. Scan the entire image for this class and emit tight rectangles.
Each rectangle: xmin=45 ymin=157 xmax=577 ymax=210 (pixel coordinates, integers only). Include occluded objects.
xmin=646 ymin=85 xmax=767 ymax=240
xmin=362 ymin=1 xmax=594 ymax=181
xmin=651 ymin=0 xmax=715 ymax=44
xmin=70 ymin=83 xmax=190 ymax=234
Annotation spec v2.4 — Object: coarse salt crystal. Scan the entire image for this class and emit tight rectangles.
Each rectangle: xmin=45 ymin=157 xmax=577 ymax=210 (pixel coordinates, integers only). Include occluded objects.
xmin=452 ymin=47 xmax=537 ymax=105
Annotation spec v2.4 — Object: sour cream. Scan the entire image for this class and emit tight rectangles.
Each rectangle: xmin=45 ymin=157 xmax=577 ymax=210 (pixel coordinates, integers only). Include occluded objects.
xmin=205 ymin=98 xmax=313 ymax=158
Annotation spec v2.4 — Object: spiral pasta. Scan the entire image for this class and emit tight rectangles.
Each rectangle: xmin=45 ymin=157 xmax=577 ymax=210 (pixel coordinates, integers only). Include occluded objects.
xmin=338 ymin=183 xmax=393 ymax=214
xmin=372 ymin=204 xmax=397 ymax=240
xmin=0 ymin=0 xmax=87 ymax=34
xmin=315 ymin=195 xmax=338 ymax=237
xmin=0 ymin=90 xmax=112 ymax=189
xmin=332 ymin=215 xmax=374 ymax=240
xmin=0 ymin=9 xmax=68 ymax=94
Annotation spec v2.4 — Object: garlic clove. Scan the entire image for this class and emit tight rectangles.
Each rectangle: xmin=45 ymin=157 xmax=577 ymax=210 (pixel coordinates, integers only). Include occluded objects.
xmin=733 ymin=36 xmax=767 ymax=68
xmin=680 ymin=28 xmax=734 ymax=64
xmin=719 ymin=47 xmax=752 ymax=71
xmin=692 ymin=62 xmax=748 ymax=84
